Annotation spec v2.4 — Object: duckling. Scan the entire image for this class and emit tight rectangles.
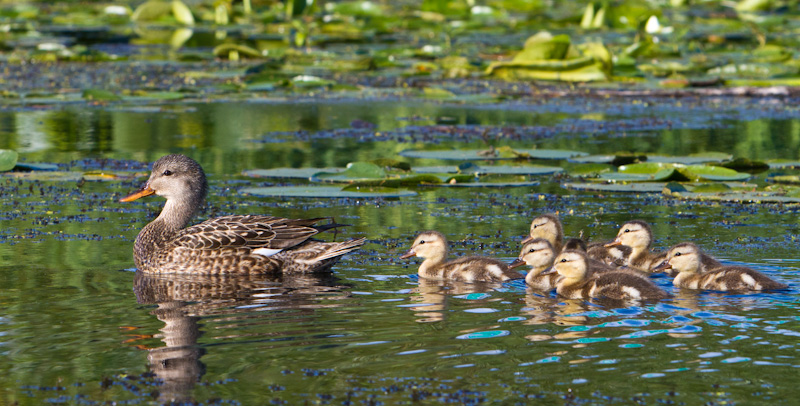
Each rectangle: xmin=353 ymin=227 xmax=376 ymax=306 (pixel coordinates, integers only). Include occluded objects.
xmin=522 ymin=214 xmax=563 ymax=252
xmin=400 ymin=231 xmax=523 ymax=282
xmin=509 ymin=238 xmax=560 ymax=291
xmin=654 ymin=242 xmax=788 ymax=291
xmin=604 ymin=220 xmax=665 ymax=272
xmin=545 ymin=250 xmax=670 ymax=300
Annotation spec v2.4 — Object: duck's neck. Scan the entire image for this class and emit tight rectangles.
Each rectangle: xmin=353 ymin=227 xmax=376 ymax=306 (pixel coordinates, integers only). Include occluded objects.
xmin=528 ymin=264 xmax=550 ymax=276
xmin=133 ymin=198 xmax=198 ymax=268
xmin=419 ymin=251 xmax=447 ymax=277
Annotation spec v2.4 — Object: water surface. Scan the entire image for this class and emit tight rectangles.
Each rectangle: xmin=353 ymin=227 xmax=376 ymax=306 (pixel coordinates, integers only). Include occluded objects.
xmin=1 ymin=97 xmax=799 ymax=405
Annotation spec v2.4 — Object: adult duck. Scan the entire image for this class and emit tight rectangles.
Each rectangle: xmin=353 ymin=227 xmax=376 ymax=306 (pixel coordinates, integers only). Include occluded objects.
xmin=401 ymin=231 xmax=523 ymax=282
xmin=120 ymin=154 xmax=365 ymax=274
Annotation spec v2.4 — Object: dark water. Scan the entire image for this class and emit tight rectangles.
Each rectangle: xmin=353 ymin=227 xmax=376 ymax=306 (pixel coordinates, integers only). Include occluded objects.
xmin=1 ymin=97 xmax=799 ymax=405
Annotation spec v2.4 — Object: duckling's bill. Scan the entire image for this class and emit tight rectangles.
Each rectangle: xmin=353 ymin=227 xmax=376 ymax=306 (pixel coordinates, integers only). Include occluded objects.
xmin=120 ymin=186 xmax=156 ymax=202
xmin=399 ymin=249 xmax=416 ymax=259
xmin=508 ymin=258 xmax=526 ymax=269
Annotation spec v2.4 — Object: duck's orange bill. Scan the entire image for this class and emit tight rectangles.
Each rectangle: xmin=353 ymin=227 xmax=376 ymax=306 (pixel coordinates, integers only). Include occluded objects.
xmin=520 ymin=235 xmax=534 ymax=245
xmin=604 ymin=239 xmax=622 ymax=248
xmin=120 ymin=187 xmax=155 ymax=202
xmin=508 ymin=259 xmax=526 ymax=269
xmin=399 ymin=250 xmax=416 ymax=260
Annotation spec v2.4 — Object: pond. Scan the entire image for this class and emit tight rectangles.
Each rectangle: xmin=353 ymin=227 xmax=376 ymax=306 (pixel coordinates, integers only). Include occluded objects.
xmin=1 ymin=96 xmax=799 ymax=405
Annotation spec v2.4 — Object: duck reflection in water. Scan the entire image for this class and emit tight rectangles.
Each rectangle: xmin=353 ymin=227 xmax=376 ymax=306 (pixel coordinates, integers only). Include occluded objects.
xmin=408 ymin=278 xmax=508 ymax=323
xmin=130 ymin=271 xmax=349 ymax=404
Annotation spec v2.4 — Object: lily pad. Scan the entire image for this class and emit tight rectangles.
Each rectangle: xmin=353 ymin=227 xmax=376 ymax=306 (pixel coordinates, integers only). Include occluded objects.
xmin=563 ymin=182 xmax=669 ymax=193
xmin=664 ymin=191 xmax=800 ymax=204
xmin=677 ymin=165 xmax=751 ymax=182
xmin=398 ymin=148 xmax=588 ymax=161
xmin=767 ymin=175 xmax=800 ymax=185
xmin=647 ymin=152 xmax=732 ymax=165
xmin=413 ymin=165 xmax=562 ymax=175
xmin=568 ymin=153 xmax=647 ymax=166
xmin=0 ymin=150 xmax=19 ymax=172
xmin=317 ymin=162 xmax=387 ymax=180
xmin=598 ymin=163 xmax=686 ymax=182
xmin=243 ymin=168 xmax=345 ymax=179
xmin=431 ymin=181 xmax=541 ymax=188
xmin=240 ymin=186 xmax=417 ymax=198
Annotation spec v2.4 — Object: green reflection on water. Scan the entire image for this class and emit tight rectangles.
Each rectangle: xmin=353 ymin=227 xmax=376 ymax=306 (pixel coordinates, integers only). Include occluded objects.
xmin=0 ymin=98 xmax=799 ymax=405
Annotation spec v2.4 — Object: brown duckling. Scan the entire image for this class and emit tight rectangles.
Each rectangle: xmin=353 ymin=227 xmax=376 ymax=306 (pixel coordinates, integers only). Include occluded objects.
xmin=509 ymin=238 xmax=560 ymax=291
xmin=522 ymin=213 xmax=563 ymax=252
xmin=400 ymin=231 xmax=523 ymax=282
xmin=605 ymin=220 xmax=665 ymax=272
xmin=654 ymin=242 xmax=788 ymax=291
xmin=545 ymin=250 xmax=670 ymax=300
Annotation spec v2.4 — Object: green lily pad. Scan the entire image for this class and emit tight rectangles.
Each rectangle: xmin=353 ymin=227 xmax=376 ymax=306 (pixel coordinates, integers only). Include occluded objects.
xmin=0 ymin=150 xmax=19 ymax=172
xmin=677 ymin=165 xmax=750 ymax=182
xmin=568 ymin=154 xmax=647 ymax=166
xmin=317 ymin=162 xmax=386 ymax=180
xmin=647 ymin=152 xmax=732 ymax=165
xmin=431 ymin=181 xmax=541 ymax=188
xmin=563 ymin=182 xmax=669 ymax=193
xmin=598 ymin=163 xmax=686 ymax=182
xmin=398 ymin=148 xmax=587 ymax=161
xmin=712 ymin=158 xmax=769 ymax=173
xmin=243 ymin=168 xmax=345 ymax=179
xmin=132 ymin=0 xmax=194 ymax=25
xmin=413 ymin=165 xmax=562 ymax=175
xmin=664 ymin=191 xmax=800 ymax=204
xmin=240 ymin=186 xmax=417 ymax=198
xmin=567 ymin=163 xmax=615 ymax=176
xmin=82 ymin=88 xmax=121 ymax=101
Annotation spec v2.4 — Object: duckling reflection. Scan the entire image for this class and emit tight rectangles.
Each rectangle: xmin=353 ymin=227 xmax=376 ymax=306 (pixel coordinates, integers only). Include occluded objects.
xmin=408 ymin=278 xmax=507 ymax=323
xmin=131 ymin=271 xmax=348 ymax=403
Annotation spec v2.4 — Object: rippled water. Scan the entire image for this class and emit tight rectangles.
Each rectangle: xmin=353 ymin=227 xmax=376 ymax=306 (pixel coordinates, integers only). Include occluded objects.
xmin=1 ymin=97 xmax=799 ymax=405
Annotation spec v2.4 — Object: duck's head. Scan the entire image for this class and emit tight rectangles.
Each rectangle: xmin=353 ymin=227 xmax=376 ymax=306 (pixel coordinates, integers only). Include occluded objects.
xmin=606 ymin=220 xmax=652 ymax=250
xmin=548 ymin=250 xmax=589 ymax=280
xmin=509 ymin=238 xmax=555 ymax=269
xmin=400 ymin=231 xmax=448 ymax=261
xmin=654 ymin=242 xmax=702 ymax=274
xmin=523 ymin=213 xmax=563 ymax=246
xmin=121 ymin=154 xmax=208 ymax=206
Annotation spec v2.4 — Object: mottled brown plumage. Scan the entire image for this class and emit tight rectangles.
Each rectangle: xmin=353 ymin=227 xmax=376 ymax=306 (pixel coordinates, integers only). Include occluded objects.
xmin=121 ymin=154 xmax=364 ymax=274
xmin=509 ymin=238 xmax=560 ymax=291
xmin=401 ymin=231 xmax=523 ymax=282
xmin=605 ymin=220 xmax=665 ymax=272
xmin=522 ymin=214 xmax=563 ymax=252
xmin=546 ymin=250 xmax=670 ymax=300
xmin=656 ymin=242 xmax=788 ymax=291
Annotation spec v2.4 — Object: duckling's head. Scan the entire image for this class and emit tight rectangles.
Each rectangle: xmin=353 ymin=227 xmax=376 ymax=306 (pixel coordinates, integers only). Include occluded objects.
xmin=607 ymin=220 xmax=652 ymax=250
xmin=400 ymin=231 xmax=448 ymax=261
xmin=121 ymin=154 xmax=208 ymax=207
xmin=552 ymin=250 xmax=590 ymax=280
xmin=523 ymin=213 xmax=563 ymax=246
xmin=510 ymin=238 xmax=555 ymax=269
xmin=659 ymin=242 xmax=703 ymax=274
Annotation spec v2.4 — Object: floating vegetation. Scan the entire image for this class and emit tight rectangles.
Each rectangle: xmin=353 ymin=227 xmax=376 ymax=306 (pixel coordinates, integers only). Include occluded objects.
xmin=399 ymin=148 xmax=588 ymax=161
xmin=0 ymin=150 xmax=19 ymax=171
xmin=243 ymin=168 xmax=345 ymax=179
xmin=596 ymin=163 xmax=750 ymax=182
xmin=240 ymin=185 xmax=417 ymax=198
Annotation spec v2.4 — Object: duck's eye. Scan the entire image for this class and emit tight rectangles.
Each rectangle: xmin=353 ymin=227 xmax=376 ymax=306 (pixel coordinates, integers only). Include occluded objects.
xmin=624 ymin=229 xmax=630 ymax=233
xmin=418 ymin=240 xmax=425 ymax=245
xmin=163 ymin=170 xmax=174 ymax=176
xmin=674 ymin=252 xmax=681 ymax=257
xmin=529 ymin=248 xmax=535 ymax=253
xmin=560 ymin=258 xmax=568 ymax=263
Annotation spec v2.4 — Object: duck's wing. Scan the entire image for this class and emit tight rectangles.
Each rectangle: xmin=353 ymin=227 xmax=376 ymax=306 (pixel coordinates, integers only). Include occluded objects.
xmin=174 ymin=215 xmax=329 ymax=250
